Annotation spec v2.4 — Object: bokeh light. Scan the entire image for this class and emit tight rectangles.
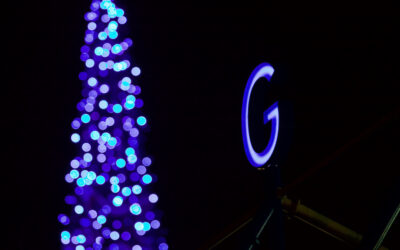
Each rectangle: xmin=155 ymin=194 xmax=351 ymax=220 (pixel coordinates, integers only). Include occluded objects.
xmin=131 ymin=66 xmax=141 ymax=76
xmin=59 ymin=1 xmax=167 ymax=248
xmin=137 ymin=116 xmax=147 ymax=126
xmin=130 ymin=203 xmax=142 ymax=215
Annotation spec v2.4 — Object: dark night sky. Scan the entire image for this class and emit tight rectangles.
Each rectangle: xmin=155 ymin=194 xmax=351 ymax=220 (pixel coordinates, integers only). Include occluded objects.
xmin=5 ymin=0 xmax=399 ymax=249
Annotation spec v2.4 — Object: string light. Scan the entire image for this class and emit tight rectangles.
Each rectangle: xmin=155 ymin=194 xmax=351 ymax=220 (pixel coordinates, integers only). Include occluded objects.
xmin=59 ymin=1 xmax=168 ymax=249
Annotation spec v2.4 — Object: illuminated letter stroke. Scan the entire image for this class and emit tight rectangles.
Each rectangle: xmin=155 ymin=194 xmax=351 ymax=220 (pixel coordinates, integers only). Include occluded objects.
xmin=242 ymin=63 xmax=279 ymax=167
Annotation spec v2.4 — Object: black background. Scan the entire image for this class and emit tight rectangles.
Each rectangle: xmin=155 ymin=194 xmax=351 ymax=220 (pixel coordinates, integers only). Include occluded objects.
xmin=5 ymin=0 xmax=399 ymax=249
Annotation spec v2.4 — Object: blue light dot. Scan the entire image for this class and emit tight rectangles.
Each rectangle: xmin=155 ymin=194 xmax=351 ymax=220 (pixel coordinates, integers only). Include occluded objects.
xmin=132 ymin=245 xmax=142 ymax=250
xmin=58 ymin=214 xmax=70 ymax=225
xmin=85 ymin=59 xmax=95 ymax=68
xmin=100 ymin=1 xmax=111 ymax=9
xmin=97 ymin=153 xmax=106 ymax=163
xmin=101 ymin=14 xmax=110 ymax=23
xmin=71 ymin=133 xmax=81 ymax=143
xmin=99 ymin=61 xmax=107 ymax=70
xmin=102 ymin=205 xmax=112 ymax=215
xmin=149 ymin=194 xmax=159 ymax=203
xmin=111 ymin=184 xmax=120 ymax=193
xmin=70 ymin=170 xmax=79 ymax=179
xmin=143 ymin=222 xmax=151 ymax=231
xmin=125 ymin=102 xmax=135 ymax=110
xmin=91 ymin=130 xmax=100 ymax=140
xmin=88 ymin=22 xmax=96 ymax=30
xmin=116 ymin=158 xmax=126 ymax=168
xmin=142 ymin=174 xmax=152 ymax=184
xmin=151 ymin=220 xmax=161 ymax=229
xmin=90 ymin=3 xmax=99 ymax=10
xmin=87 ymin=171 xmax=96 ymax=180
xmin=134 ymin=222 xmax=144 ymax=230
xmin=145 ymin=211 xmax=155 ymax=220
xmin=71 ymin=119 xmax=81 ymax=129
xmin=97 ymin=215 xmax=107 ymax=224
xmin=113 ymin=104 xmax=123 ymax=113
xmin=117 ymin=173 xmax=126 ymax=183
xmin=98 ymin=144 xmax=107 ymax=153
xmin=98 ymin=32 xmax=107 ymax=40
xmin=77 ymin=178 xmax=85 ymax=187
xmin=130 ymin=172 xmax=140 ymax=182
xmin=112 ymin=196 xmax=123 ymax=207
xmin=106 ymin=117 xmax=115 ymax=126
xmin=96 ymin=175 xmax=106 ymax=185
xmin=94 ymin=47 xmax=104 ymax=56
xmin=76 ymin=245 xmax=85 ymax=250
xmin=81 ymin=170 xmax=88 ymax=178
xmin=132 ymin=185 xmax=142 ymax=195
xmin=121 ymin=83 xmax=130 ymax=91
xmin=87 ymin=77 xmax=98 ymax=87
xmin=74 ymin=205 xmax=84 ymax=214
xmin=80 ymin=53 xmax=89 ymax=61
xmin=85 ymin=34 xmax=94 ymax=43
xmin=85 ymin=178 xmax=93 ymax=186
xmin=131 ymin=66 xmax=141 ymax=76
xmin=84 ymin=103 xmax=94 ymax=112
xmin=65 ymin=174 xmax=74 ymax=183
xmin=113 ymin=63 xmax=122 ymax=71
xmin=102 ymin=49 xmax=110 ymax=58
xmin=110 ymin=176 xmax=119 ymax=184
xmin=130 ymin=128 xmax=139 ymax=137
xmin=110 ymin=231 xmax=120 ymax=241
xmin=81 ymin=114 xmax=91 ymax=123
xmin=118 ymin=16 xmax=127 ymax=25
xmin=61 ymin=238 xmax=70 ymax=245
xmin=101 ymin=132 xmax=111 ymax=142
xmin=99 ymin=84 xmax=109 ymax=93
xmin=108 ymin=21 xmax=118 ymax=32
xmin=99 ymin=100 xmax=108 ymax=109
xmin=71 ymin=160 xmax=80 ymax=168
xmin=88 ymin=210 xmax=98 ymax=219
xmin=126 ymin=95 xmax=136 ymax=103
xmin=116 ymin=8 xmax=124 ymax=17
xmin=81 ymin=45 xmax=90 ymax=53
xmin=137 ymin=116 xmax=147 ymax=126
xmin=61 ymin=231 xmax=71 ymax=240
xmin=82 ymin=143 xmax=91 ymax=152
xmin=121 ymin=187 xmax=132 ymax=196
xmin=80 ymin=218 xmax=91 ymax=227
xmin=92 ymin=221 xmax=102 ymax=230
xmin=111 ymin=44 xmax=122 ymax=54
xmin=125 ymin=147 xmax=135 ymax=156
xmin=107 ymin=60 xmax=114 ymax=69
xmin=121 ymin=231 xmax=131 ymax=241
xmin=86 ymin=11 xmax=97 ymax=21
xmin=142 ymin=157 xmax=152 ymax=166
xmin=130 ymin=203 xmax=142 ymax=215
xmin=121 ymin=61 xmax=129 ymax=69
xmin=127 ymin=154 xmax=137 ymax=164
xmin=108 ymin=7 xmax=117 ymax=18
xmin=159 ymin=243 xmax=169 ymax=250
xmin=108 ymin=137 xmax=117 ymax=146
xmin=76 ymin=234 xmax=86 ymax=244
xmin=109 ymin=31 xmax=118 ymax=39
xmin=84 ymin=153 xmax=93 ymax=162
xmin=137 ymin=165 xmax=146 ymax=175
xmin=102 ymin=228 xmax=111 ymax=238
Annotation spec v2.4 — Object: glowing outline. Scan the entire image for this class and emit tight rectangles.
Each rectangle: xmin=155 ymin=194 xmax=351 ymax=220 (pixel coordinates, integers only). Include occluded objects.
xmin=241 ymin=63 xmax=279 ymax=167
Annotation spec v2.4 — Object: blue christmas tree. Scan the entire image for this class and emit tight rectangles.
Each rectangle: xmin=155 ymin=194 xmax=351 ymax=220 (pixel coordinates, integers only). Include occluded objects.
xmin=58 ymin=1 xmax=168 ymax=249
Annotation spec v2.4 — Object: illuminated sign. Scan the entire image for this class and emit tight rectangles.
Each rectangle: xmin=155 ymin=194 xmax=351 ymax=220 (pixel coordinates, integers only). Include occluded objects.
xmin=242 ymin=63 xmax=279 ymax=167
